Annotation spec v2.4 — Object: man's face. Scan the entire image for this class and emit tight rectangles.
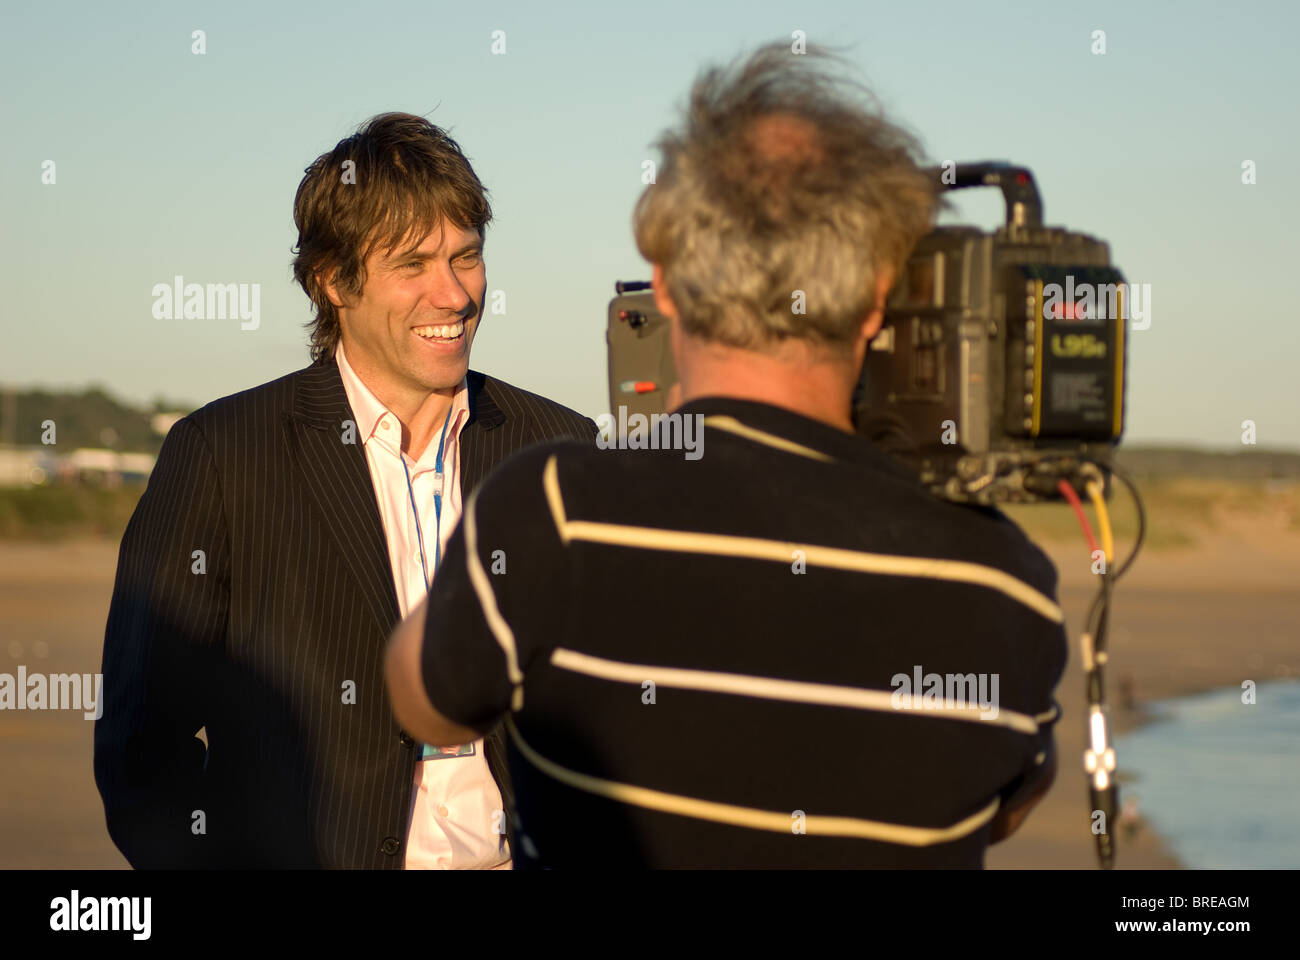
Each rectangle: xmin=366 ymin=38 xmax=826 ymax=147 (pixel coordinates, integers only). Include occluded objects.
xmin=331 ymin=219 xmax=485 ymax=396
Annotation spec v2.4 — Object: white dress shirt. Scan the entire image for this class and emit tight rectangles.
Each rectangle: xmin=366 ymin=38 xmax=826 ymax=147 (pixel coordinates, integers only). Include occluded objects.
xmin=335 ymin=341 xmax=510 ymax=870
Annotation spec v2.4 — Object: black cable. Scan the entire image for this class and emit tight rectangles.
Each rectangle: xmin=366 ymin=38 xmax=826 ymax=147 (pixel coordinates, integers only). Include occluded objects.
xmin=1108 ymin=464 xmax=1146 ymax=583
xmin=1078 ymin=460 xmax=1145 ymax=869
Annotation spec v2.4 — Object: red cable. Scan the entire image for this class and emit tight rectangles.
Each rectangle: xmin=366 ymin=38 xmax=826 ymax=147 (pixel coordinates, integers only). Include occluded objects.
xmin=1058 ymin=478 xmax=1101 ymax=558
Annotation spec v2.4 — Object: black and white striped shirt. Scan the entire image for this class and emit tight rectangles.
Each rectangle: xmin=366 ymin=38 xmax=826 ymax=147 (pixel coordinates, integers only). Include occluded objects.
xmin=420 ymin=397 xmax=1068 ymax=867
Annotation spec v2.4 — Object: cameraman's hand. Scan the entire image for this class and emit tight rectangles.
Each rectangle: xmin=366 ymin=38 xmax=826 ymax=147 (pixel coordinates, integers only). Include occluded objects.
xmin=989 ymin=751 xmax=1057 ymax=844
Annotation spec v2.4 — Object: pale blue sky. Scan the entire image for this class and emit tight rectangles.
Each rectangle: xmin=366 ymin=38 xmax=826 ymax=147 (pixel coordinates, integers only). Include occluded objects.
xmin=2 ymin=0 xmax=1297 ymax=449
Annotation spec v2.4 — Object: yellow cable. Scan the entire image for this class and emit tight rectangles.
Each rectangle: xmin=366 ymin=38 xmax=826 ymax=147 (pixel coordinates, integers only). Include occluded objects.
xmin=1086 ymin=480 xmax=1114 ymax=568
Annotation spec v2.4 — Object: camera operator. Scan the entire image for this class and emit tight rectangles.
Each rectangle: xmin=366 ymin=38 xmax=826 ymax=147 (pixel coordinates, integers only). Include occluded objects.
xmin=386 ymin=42 xmax=1068 ymax=867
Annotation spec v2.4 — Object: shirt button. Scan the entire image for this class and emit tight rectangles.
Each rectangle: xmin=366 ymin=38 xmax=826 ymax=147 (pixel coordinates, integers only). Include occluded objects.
xmin=437 ymin=804 xmax=449 ymax=818
xmin=380 ymin=419 xmax=391 ymax=431
xmin=399 ymin=732 xmax=415 ymax=748
xmin=380 ymin=836 xmax=401 ymax=856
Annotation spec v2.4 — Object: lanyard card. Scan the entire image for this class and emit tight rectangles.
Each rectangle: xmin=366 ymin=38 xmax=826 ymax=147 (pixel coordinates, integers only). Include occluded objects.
xmin=419 ymin=742 xmax=476 ymax=761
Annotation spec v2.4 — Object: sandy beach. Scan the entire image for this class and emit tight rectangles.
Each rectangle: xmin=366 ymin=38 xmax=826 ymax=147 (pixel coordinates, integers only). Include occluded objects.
xmin=988 ymin=505 xmax=1300 ymax=869
xmin=1 ymin=505 xmax=1296 ymax=869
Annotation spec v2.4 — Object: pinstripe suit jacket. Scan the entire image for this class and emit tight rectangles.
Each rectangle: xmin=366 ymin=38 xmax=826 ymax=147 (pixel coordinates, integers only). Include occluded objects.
xmin=94 ymin=358 xmax=596 ymax=868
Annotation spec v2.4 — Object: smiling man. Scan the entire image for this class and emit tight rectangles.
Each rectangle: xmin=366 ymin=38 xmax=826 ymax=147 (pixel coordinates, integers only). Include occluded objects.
xmin=95 ymin=113 xmax=596 ymax=869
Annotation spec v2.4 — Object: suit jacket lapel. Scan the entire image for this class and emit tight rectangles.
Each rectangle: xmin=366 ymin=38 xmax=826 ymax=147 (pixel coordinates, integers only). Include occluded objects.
xmin=283 ymin=359 xmax=400 ymax=633
xmin=459 ymin=371 xmax=510 ymax=498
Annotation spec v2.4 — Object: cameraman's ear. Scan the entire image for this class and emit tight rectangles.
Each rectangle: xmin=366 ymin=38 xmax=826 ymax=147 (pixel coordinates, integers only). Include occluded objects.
xmin=860 ymin=267 xmax=895 ymax=341
xmin=651 ymin=264 xmax=678 ymax=320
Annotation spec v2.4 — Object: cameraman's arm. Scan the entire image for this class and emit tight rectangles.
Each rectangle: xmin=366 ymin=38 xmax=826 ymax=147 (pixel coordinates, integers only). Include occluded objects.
xmin=94 ymin=416 xmax=228 ymax=869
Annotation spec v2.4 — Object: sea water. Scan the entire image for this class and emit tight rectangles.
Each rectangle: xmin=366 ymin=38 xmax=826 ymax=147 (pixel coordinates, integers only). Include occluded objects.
xmin=1114 ymin=679 xmax=1300 ymax=869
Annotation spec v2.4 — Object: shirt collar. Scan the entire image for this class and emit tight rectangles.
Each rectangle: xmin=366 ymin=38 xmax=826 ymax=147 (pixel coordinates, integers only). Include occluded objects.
xmin=334 ymin=340 xmax=470 ymax=458
xmin=674 ymin=396 xmax=919 ymax=482
xmin=334 ymin=341 xmax=389 ymax=444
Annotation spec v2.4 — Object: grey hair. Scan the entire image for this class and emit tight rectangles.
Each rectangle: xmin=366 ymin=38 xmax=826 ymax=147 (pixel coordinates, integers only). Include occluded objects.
xmin=633 ymin=42 xmax=939 ymax=351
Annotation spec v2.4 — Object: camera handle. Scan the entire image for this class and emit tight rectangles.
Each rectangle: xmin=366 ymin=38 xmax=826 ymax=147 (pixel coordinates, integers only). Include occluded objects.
xmin=930 ymin=161 xmax=1044 ymax=230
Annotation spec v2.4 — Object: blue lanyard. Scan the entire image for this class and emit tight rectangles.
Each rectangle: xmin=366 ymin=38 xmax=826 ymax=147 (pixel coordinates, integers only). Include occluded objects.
xmin=401 ymin=404 xmax=454 ymax=591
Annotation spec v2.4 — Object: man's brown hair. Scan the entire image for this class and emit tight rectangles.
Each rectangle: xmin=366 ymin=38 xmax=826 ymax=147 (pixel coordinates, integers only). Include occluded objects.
xmin=292 ymin=112 xmax=493 ymax=361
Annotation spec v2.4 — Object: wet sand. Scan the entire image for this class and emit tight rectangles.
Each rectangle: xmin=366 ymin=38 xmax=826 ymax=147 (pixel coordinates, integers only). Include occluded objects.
xmin=1 ymin=523 xmax=1295 ymax=870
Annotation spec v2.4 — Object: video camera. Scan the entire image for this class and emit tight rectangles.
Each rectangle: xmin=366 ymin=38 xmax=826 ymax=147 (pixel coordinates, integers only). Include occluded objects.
xmin=606 ymin=161 xmax=1129 ymax=505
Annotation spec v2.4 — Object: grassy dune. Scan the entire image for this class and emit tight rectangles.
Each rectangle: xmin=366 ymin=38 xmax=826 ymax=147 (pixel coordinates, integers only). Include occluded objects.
xmin=1004 ymin=477 xmax=1300 ymax=551
xmin=4 ymin=474 xmax=1299 ymax=548
xmin=0 ymin=484 xmax=145 ymax=540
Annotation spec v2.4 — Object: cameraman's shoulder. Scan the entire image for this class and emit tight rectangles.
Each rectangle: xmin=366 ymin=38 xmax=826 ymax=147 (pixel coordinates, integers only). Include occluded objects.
xmin=959 ymin=502 xmax=1061 ymax=596
xmin=473 ymin=371 xmax=596 ymax=443
xmin=876 ymin=469 xmax=1061 ymax=599
xmin=468 ymin=439 xmax=604 ymax=550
